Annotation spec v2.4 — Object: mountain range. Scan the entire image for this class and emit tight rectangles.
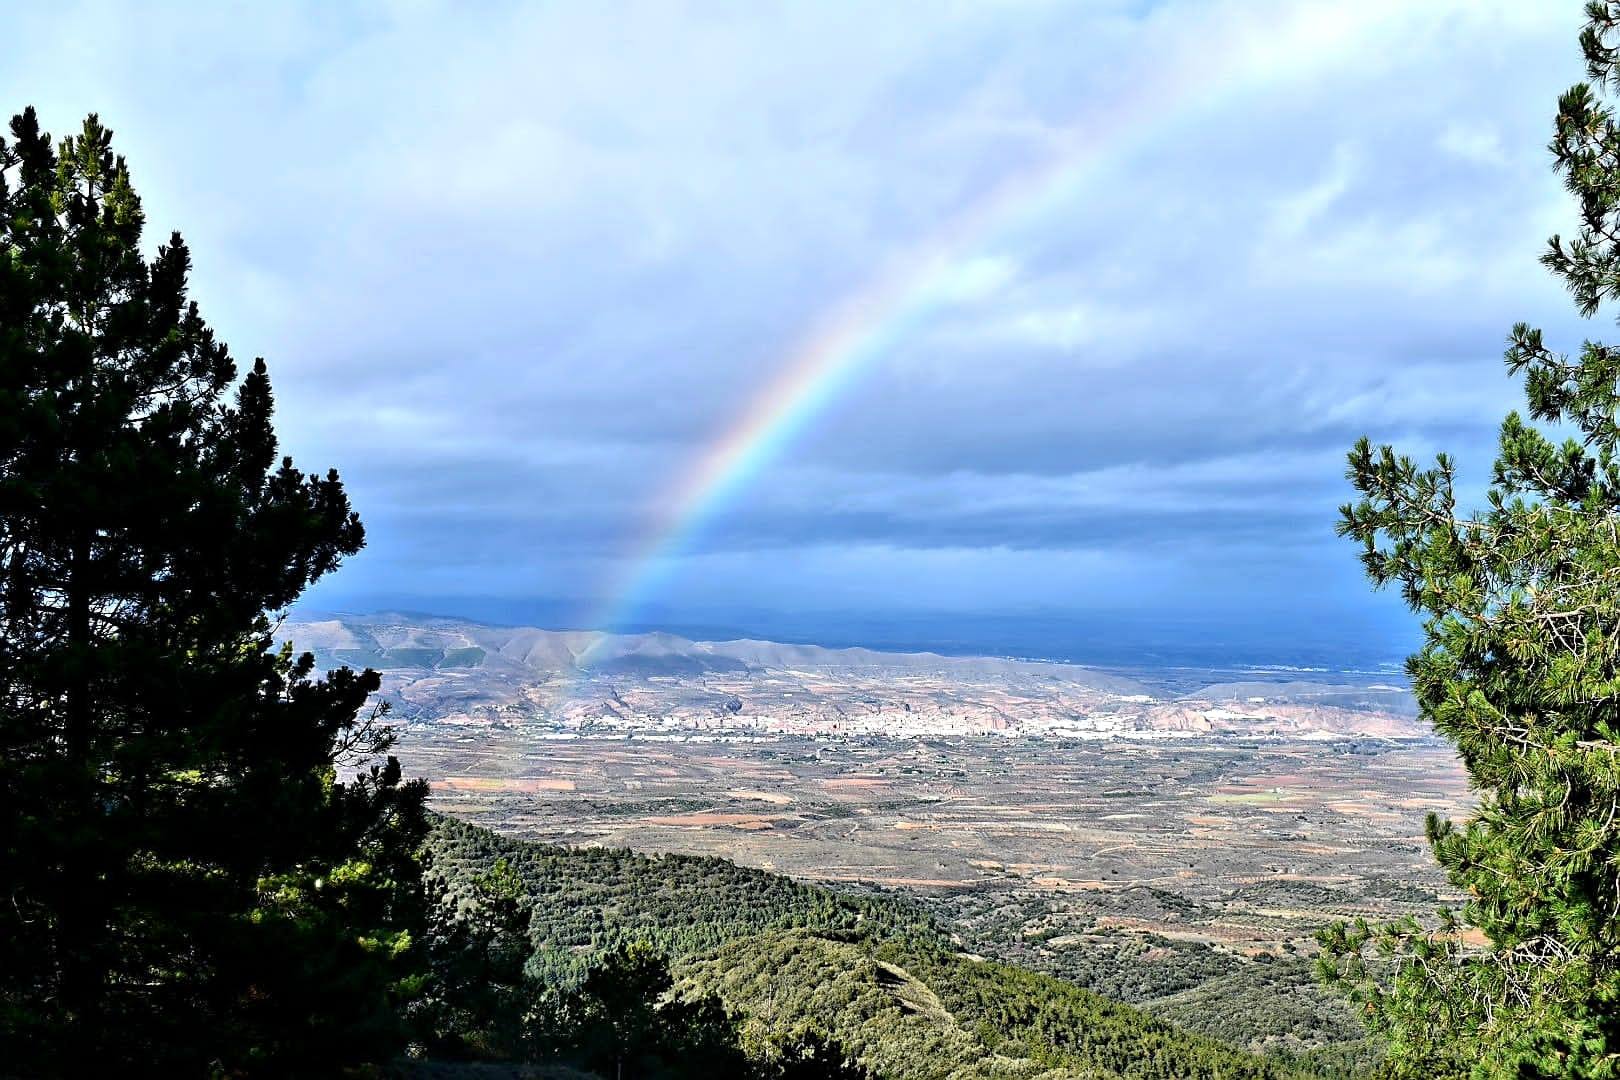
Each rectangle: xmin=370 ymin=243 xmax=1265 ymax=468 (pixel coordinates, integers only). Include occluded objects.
xmin=285 ymin=612 xmax=1424 ymax=740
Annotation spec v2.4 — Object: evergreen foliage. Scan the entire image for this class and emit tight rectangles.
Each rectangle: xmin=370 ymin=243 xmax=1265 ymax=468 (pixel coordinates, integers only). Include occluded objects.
xmin=0 ymin=107 xmax=428 ymax=1074
xmin=526 ymin=940 xmax=753 ymax=1079
xmin=924 ymin=890 xmax=1374 ymax=1072
xmin=423 ymin=816 xmax=1315 ymax=1080
xmin=423 ymin=814 xmax=943 ymax=987
xmin=412 ymin=856 xmax=536 ymax=1059
xmin=681 ymin=931 xmax=1310 ymax=1079
xmin=1143 ymin=959 xmax=1380 ymax=1079
xmin=1327 ymin=5 xmax=1620 ymax=1074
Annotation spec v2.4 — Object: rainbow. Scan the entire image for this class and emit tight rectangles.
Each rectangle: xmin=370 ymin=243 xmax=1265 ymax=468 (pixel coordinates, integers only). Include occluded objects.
xmin=576 ymin=3 xmax=1391 ymax=659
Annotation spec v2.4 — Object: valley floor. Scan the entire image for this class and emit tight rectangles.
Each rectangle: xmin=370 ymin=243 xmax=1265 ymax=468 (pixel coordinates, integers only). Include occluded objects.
xmin=411 ymin=734 xmax=1466 ymax=938
xmin=405 ymin=732 xmax=1466 ymax=1064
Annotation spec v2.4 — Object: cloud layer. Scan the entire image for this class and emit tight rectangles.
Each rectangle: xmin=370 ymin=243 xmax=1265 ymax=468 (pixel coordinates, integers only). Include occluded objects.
xmin=1 ymin=0 xmax=1595 ymax=659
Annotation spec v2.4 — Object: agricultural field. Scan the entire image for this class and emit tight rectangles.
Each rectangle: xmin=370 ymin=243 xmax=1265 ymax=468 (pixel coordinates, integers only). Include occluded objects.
xmin=409 ymin=731 xmax=1468 ymax=952
xmin=408 ymin=730 xmax=1468 ymax=1063
xmin=312 ymin=615 xmax=1473 ymax=1060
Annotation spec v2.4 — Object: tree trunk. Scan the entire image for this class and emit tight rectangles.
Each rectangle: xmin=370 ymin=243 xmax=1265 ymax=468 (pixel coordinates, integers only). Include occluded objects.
xmin=59 ymin=529 xmax=96 ymax=1034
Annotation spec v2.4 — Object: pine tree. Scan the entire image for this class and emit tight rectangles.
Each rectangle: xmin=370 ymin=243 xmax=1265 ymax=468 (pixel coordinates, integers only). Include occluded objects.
xmin=413 ymin=854 xmax=534 ymax=1056
xmin=1325 ymin=5 xmax=1620 ymax=1075
xmin=0 ymin=108 xmax=428 ymax=1074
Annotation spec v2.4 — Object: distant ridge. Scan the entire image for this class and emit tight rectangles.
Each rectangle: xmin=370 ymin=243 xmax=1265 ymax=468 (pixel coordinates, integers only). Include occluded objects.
xmin=282 ymin=611 xmax=1421 ymax=739
xmin=287 ymin=610 xmax=1154 ymax=695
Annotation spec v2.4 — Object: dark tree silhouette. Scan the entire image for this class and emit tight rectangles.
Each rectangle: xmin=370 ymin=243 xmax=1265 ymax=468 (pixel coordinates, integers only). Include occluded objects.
xmin=0 ymin=107 xmax=428 ymax=1074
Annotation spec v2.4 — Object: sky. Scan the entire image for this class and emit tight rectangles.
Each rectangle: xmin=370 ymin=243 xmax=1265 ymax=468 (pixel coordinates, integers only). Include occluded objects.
xmin=1 ymin=1 xmax=1599 ymax=664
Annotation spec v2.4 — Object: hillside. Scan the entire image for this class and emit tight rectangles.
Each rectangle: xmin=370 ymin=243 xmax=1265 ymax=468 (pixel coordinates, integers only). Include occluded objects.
xmin=424 ymin=814 xmax=944 ymax=988
xmin=680 ymin=933 xmax=1312 ymax=1079
xmin=424 ymin=816 xmax=1349 ymax=1079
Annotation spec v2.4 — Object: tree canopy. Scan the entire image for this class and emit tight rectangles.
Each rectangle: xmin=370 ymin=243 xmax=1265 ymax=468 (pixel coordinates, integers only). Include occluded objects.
xmin=0 ymin=107 xmax=428 ymax=1075
xmin=1328 ymin=4 xmax=1620 ymax=1075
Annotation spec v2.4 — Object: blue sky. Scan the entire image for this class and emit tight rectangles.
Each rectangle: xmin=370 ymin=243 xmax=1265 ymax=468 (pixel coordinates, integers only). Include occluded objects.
xmin=2 ymin=1 xmax=1596 ymax=661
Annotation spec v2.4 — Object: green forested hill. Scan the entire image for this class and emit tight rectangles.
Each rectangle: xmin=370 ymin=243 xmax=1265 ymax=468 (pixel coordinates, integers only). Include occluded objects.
xmin=679 ymin=931 xmax=1309 ymax=1079
xmin=921 ymin=887 xmax=1378 ymax=1076
xmin=424 ymin=814 xmax=944 ymax=985
xmin=1142 ymin=962 xmax=1378 ymax=1078
xmin=422 ymin=816 xmax=1323 ymax=1079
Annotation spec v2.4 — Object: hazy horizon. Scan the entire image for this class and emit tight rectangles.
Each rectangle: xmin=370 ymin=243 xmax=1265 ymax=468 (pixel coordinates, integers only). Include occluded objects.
xmin=293 ymin=598 xmax=1413 ymax=673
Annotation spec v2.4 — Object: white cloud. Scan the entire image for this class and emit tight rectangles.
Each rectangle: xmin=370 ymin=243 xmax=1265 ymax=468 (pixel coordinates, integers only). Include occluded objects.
xmin=1439 ymin=124 xmax=1509 ymax=167
xmin=936 ymin=255 xmax=1020 ymax=303
xmin=1269 ymin=147 xmax=1357 ymax=239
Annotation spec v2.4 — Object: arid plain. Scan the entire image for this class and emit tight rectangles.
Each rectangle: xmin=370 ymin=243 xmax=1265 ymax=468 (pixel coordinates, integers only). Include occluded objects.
xmin=414 ymin=731 xmax=1468 ymax=954
xmin=293 ymin=613 xmax=1474 ymax=1053
xmin=296 ymin=612 xmax=1470 ymax=953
